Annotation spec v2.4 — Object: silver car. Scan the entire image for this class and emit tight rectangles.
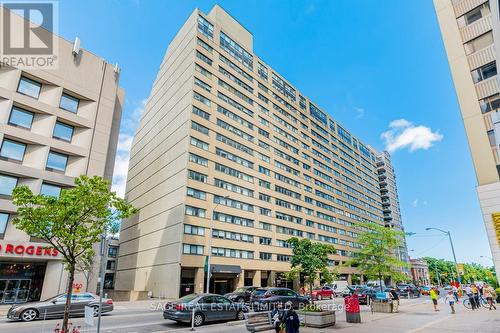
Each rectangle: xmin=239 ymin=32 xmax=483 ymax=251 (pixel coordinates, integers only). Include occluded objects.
xmin=163 ymin=293 xmax=248 ymax=326
xmin=7 ymin=293 xmax=113 ymax=322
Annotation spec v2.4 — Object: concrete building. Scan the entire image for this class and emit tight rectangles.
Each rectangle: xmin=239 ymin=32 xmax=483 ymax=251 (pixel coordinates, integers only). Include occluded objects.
xmin=115 ymin=5 xmax=389 ymax=299
xmin=410 ymin=258 xmax=431 ymax=286
xmin=376 ymin=151 xmax=411 ymax=278
xmin=434 ymin=0 xmax=500 ymax=278
xmin=0 ymin=7 xmax=123 ymax=303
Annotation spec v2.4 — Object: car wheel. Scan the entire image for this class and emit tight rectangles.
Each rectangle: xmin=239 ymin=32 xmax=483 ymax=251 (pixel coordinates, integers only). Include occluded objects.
xmin=236 ymin=310 xmax=245 ymax=321
xmin=193 ymin=313 xmax=204 ymax=327
xmin=20 ymin=309 xmax=38 ymax=322
xmin=330 ymin=294 xmax=334 ymax=300
xmin=91 ymin=305 xmax=100 ymax=317
xmin=317 ymin=294 xmax=322 ymax=301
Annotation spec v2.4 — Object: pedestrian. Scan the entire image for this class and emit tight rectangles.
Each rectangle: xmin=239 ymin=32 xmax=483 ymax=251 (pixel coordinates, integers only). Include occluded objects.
xmin=271 ymin=303 xmax=284 ymax=333
xmin=465 ymin=285 xmax=476 ymax=310
xmin=444 ymin=290 xmax=456 ymax=314
xmin=452 ymin=284 xmax=459 ymax=302
xmin=482 ymin=284 xmax=497 ymax=311
xmin=471 ymin=284 xmax=480 ymax=309
xmin=389 ymin=287 xmax=400 ymax=312
xmin=430 ymin=286 xmax=440 ymax=312
xmin=283 ymin=302 xmax=300 ymax=333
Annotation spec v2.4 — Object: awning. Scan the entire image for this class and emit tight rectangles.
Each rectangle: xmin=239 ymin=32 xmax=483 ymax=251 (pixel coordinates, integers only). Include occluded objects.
xmin=211 ymin=264 xmax=242 ymax=274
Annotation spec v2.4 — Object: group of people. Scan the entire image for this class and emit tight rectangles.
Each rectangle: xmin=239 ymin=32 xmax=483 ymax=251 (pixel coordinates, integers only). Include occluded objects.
xmin=429 ymin=283 xmax=497 ymax=314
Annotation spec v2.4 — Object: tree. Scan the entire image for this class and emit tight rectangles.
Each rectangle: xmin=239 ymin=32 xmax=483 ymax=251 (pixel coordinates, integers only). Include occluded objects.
xmin=424 ymin=257 xmax=498 ymax=287
xmin=12 ymin=175 xmax=137 ymax=333
xmin=287 ymin=237 xmax=336 ymax=301
xmin=346 ymin=222 xmax=409 ymax=291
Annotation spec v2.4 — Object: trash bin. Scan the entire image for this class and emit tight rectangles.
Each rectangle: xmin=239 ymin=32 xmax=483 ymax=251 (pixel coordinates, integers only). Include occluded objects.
xmin=345 ymin=294 xmax=361 ymax=323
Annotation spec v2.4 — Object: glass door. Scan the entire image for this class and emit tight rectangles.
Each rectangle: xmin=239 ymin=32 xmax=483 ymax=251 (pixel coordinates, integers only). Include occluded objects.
xmin=3 ymin=280 xmax=20 ymax=303
xmin=0 ymin=280 xmax=6 ymax=303
xmin=16 ymin=280 xmax=31 ymax=303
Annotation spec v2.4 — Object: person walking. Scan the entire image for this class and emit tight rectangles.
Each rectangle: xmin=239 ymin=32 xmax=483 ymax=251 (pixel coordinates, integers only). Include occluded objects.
xmin=465 ymin=285 xmax=476 ymax=310
xmin=430 ymin=286 xmax=440 ymax=312
xmin=452 ymin=284 xmax=459 ymax=302
xmin=283 ymin=302 xmax=300 ymax=333
xmin=444 ymin=290 xmax=456 ymax=314
xmin=483 ymin=284 xmax=497 ymax=311
xmin=471 ymin=284 xmax=480 ymax=309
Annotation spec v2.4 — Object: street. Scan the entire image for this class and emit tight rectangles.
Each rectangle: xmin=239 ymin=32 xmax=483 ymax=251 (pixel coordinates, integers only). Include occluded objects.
xmin=0 ymin=296 xmax=499 ymax=333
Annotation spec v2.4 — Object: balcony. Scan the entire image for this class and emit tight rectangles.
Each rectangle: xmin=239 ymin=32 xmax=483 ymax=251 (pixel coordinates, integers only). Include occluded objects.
xmin=460 ymin=15 xmax=492 ymax=43
xmin=453 ymin=0 xmax=488 ymax=18
xmin=476 ymin=76 xmax=499 ymax=100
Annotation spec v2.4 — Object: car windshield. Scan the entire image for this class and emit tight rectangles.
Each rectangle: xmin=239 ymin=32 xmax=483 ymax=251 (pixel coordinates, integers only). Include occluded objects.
xmin=233 ymin=287 xmax=248 ymax=293
xmin=178 ymin=294 xmax=199 ymax=303
xmin=253 ymin=289 xmax=267 ymax=295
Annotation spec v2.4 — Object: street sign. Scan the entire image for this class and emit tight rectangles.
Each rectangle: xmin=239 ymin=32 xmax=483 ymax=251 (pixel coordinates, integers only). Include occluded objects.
xmin=84 ymin=306 xmax=94 ymax=326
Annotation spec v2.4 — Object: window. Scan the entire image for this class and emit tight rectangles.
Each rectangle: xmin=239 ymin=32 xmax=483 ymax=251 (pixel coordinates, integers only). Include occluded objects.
xmin=8 ymin=106 xmax=34 ymax=129
xmin=457 ymin=3 xmax=490 ymax=27
xmin=46 ymin=151 xmax=68 ymax=171
xmin=216 ymin=148 xmax=254 ymax=169
xmin=214 ymin=195 xmax=253 ymax=212
xmin=258 ymin=63 xmax=268 ymax=80
xmin=260 ymin=207 xmax=271 ymax=216
xmin=197 ymin=38 xmax=213 ymax=53
xmin=260 ymin=222 xmax=272 ymax=231
xmin=197 ymin=16 xmax=214 ymax=40
xmin=196 ymin=51 xmax=212 ymax=66
xmin=190 ymin=137 xmax=209 ymax=150
xmin=17 ymin=76 xmax=41 ymax=98
xmin=215 ymin=163 xmax=253 ymax=183
xmin=260 ymin=252 xmax=272 ymax=260
xmin=186 ymin=187 xmax=206 ymax=200
xmin=106 ymin=261 xmax=116 ymax=270
xmin=259 ymin=166 xmax=270 ymax=176
xmin=192 ymin=106 xmax=210 ymax=120
xmin=464 ymin=32 xmax=493 ymax=55
xmin=220 ymin=31 xmax=253 ymax=69
xmin=480 ymin=94 xmax=500 ymax=113
xmin=194 ymin=77 xmax=211 ymax=92
xmin=184 ymin=224 xmax=205 ymax=235
xmin=259 ymin=237 xmax=271 ymax=245
xmin=60 ymin=93 xmax=79 ymax=113
xmin=472 ymin=62 xmax=497 ymax=83
xmin=183 ymin=244 xmax=204 ymax=255
xmin=212 ymin=247 xmax=254 ymax=259
xmin=195 ymin=64 xmax=212 ymax=78
xmin=215 ymin=178 xmax=253 ymax=197
xmin=259 ymin=193 xmax=271 ymax=202
xmin=185 ymin=205 xmax=206 ymax=218
xmin=1 ymin=139 xmax=26 ymax=161
xmin=191 ymin=121 xmax=209 ymax=135
xmin=259 ymin=179 xmax=270 ymax=189
xmin=188 ymin=170 xmax=207 ymax=183
xmin=108 ymin=246 xmax=118 ymax=258
xmin=0 ymin=213 xmax=8 ymax=237
xmin=189 ymin=153 xmax=208 ymax=166
xmin=193 ymin=92 xmax=211 ymax=106
xmin=213 ymin=229 xmax=253 ymax=243
xmin=53 ymin=122 xmax=74 ymax=142
xmin=40 ymin=183 xmax=62 ymax=197
xmin=213 ymin=211 xmax=254 ymax=227
xmin=219 ymin=55 xmax=254 ymax=82
xmin=0 ymin=175 xmax=17 ymax=196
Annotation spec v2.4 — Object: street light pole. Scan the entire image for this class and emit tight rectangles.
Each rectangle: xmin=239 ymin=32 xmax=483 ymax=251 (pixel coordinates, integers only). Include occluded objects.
xmin=97 ymin=233 xmax=108 ymax=333
xmin=425 ymin=227 xmax=461 ymax=284
xmin=205 ymin=195 xmax=229 ymax=294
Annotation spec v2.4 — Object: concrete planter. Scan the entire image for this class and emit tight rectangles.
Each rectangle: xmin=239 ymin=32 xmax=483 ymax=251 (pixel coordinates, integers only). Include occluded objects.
xmin=371 ymin=301 xmax=394 ymax=313
xmin=298 ymin=310 xmax=335 ymax=328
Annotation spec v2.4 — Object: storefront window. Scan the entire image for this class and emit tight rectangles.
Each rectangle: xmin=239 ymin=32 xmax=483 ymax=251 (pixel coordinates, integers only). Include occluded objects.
xmin=0 ymin=262 xmax=47 ymax=303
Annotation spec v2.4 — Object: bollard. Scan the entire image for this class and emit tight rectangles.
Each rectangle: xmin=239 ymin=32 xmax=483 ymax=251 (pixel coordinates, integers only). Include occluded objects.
xmin=190 ymin=305 xmax=196 ymax=331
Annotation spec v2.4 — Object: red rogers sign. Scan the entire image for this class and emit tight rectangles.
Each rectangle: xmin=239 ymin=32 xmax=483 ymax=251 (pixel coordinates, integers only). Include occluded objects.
xmin=0 ymin=242 xmax=60 ymax=257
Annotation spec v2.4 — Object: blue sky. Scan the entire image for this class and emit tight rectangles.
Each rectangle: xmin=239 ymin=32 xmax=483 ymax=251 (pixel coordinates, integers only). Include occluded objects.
xmin=57 ymin=0 xmax=493 ymax=267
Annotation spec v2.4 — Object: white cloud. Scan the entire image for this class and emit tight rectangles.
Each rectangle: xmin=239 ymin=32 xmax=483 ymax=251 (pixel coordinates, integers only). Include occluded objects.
xmin=354 ymin=107 xmax=365 ymax=119
xmin=381 ymin=119 xmax=443 ymax=153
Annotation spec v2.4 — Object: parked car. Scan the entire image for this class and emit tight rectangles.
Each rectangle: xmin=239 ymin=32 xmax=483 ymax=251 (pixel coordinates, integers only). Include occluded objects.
xmin=343 ymin=286 xmax=376 ymax=305
xmin=7 ymin=293 xmax=113 ymax=322
xmin=396 ymin=284 xmax=420 ymax=298
xmin=163 ymin=293 xmax=247 ymax=327
xmin=325 ymin=281 xmax=349 ymax=296
xmin=311 ymin=286 xmax=334 ymax=300
xmin=251 ymin=287 xmax=309 ymax=311
xmin=420 ymin=286 xmax=431 ymax=295
xmin=224 ymin=286 xmax=257 ymax=303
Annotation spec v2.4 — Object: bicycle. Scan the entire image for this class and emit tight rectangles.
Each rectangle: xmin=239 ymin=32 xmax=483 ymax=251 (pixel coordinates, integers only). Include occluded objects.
xmin=463 ymin=295 xmax=495 ymax=309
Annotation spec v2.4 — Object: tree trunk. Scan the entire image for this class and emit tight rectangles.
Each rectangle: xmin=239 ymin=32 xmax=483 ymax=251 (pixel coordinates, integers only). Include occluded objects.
xmin=378 ymin=272 xmax=383 ymax=292
xmin=62 ymin=267 xmax=75 ymax=333
xmin=309 ymin=280 xmax=314 ymax=304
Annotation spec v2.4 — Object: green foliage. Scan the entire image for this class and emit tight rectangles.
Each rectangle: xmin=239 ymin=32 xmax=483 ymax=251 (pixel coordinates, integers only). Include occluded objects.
xmin=345 ymin=222 xmax=409 ymax=288
xmin=424 ymin=257 xmax=498 ymax=287
xmin=12 ymin=175 xmax=137 ymax=331
xmin=287 ymin=237 xmax=336 ymax=298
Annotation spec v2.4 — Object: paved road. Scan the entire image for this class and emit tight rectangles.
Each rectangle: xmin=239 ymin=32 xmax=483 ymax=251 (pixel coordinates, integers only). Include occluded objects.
xmin=0 ymin=296 xmax=498 ymax=333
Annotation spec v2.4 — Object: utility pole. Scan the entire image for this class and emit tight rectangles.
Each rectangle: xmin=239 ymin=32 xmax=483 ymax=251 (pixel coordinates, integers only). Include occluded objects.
xmin=97 ymin=234 xmax=108 ymax=333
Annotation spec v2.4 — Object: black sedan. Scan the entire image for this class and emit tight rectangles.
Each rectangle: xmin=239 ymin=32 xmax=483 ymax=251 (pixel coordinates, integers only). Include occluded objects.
xmin=397 ymin=284 xmax=420 ymax=298
xmin=7 ymin=293 xmax=113 ymax=322
xmin=224 ymin=286 xmax=257 ymax=303
xmin=163 ymin=293 xmax=248 ymax=327
xmin=251 ymin=287 xmax=309 ymax=311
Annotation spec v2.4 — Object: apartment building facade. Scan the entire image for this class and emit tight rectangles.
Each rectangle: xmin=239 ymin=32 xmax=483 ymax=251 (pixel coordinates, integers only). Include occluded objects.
xmin=116 ymin=5 xmax=389 ymax=299
xmin=434 ymin=0 xmax=500 ymax=278
xmin=0 ymin=7 xmax=123 ymax=303
xmin=376 ymin=151 xmax=411 ymax=277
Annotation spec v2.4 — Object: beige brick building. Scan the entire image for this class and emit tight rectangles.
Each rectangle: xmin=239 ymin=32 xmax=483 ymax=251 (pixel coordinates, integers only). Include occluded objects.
xmin=116 ymin=5 xmax=389 ymax=299
xmin=0 ymin=6 xmax=123 ymax=303
xmin=434 ymin=0 xmax=500 ymax=278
